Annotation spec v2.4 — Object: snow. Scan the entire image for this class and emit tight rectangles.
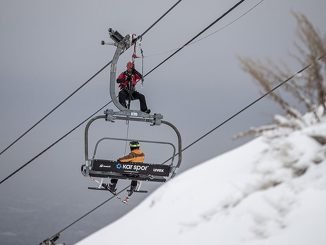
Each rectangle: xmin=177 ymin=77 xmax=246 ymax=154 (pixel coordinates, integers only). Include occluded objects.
xmin=76 ymin=111 xmax=326 ymax=245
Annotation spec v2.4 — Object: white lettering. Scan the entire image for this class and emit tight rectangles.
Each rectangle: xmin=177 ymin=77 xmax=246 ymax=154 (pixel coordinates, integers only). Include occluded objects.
xmin=133 ymin=165 xmax=149 ymax=171
xmin=122 ymin=164 xmax=133 ymax=170
xmin=99 ymin=164 xmax=110 ymax=168
xmin=153 ymin=168 xmax=164 ymax=173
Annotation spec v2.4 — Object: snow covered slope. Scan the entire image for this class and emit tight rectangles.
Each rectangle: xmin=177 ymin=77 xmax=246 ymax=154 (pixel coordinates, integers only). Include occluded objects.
xmin=76 ymin=112 xmax=326 ymax=245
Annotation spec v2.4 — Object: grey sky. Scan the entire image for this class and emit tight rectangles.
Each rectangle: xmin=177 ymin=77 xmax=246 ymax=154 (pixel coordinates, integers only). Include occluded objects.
xmin=0 ymin=0 xmax=325 ymax=244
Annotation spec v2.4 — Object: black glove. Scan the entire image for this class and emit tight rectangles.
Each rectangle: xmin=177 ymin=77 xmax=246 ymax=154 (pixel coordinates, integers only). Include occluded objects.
xmin=126 ymin=74 xmax=132 ymax=81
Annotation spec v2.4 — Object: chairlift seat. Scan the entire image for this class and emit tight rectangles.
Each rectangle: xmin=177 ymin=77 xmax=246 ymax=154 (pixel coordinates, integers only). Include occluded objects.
xmin=88 ymin=159 xmax=171 ymax=182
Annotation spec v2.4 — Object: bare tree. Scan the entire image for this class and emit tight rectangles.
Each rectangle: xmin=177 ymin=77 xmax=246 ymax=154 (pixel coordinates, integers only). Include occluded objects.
xmin=293 ymin=12 xmax=326 ymax=111
xmin=237 ymin=12 xmax=326 ymax=139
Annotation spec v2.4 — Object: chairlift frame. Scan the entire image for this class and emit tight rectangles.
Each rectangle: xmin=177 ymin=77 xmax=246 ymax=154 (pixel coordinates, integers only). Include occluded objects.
xmin=81 ymin=28 xmax=182 ymax=183
xmin=82 ymin=113 xmax=182 ymax=182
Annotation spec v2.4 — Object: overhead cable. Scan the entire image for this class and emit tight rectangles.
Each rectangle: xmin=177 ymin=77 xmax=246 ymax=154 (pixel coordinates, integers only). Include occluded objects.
xmin=144 ymin=0 xmax=247 ymax=77
xmin=40 ymin=185 xmax=130 ymax=245
xmin=0 ymin=0 xmax=182 ymax=157
xmin=144 ymin=0 xmax=265 ymax=59
xmin=40 ymin=56 xmax=325 ymax=244
xmin=0 ymin=0 xmax=246 ymax=185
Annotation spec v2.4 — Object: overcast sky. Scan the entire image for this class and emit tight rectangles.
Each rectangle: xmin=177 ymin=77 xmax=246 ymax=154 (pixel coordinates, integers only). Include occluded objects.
xmin=0 ymin=0 xmax=325 ymax=244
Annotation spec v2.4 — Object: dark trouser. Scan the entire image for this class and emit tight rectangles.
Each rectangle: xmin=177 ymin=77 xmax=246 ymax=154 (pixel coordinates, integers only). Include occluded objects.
xmin=110 ymin=178 xmax=137 ymax=188
xmin=118 ymin=89 xmax=148 ymax=112
xmin=110 ymin=179 xmax=118 ymax=185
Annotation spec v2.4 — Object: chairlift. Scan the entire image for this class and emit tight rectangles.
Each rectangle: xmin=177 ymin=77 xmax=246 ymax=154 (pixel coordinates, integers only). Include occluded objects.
xmin=81 ymin=28 xmax=182 ymax=190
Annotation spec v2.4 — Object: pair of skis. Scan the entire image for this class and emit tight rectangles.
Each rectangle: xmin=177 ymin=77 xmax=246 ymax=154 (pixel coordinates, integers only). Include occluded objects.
xmin=114 ymin=188 xmax=148 ymax=204
xmin=88 ymin=186 xmax=131 ymax=204
xmin=88 ymin=178 xmax=148 ymax=204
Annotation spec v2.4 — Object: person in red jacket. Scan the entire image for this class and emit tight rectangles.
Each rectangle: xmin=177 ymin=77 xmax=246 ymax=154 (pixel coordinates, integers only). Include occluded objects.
xmin=116 ymin=61 xmax=150 ymax=113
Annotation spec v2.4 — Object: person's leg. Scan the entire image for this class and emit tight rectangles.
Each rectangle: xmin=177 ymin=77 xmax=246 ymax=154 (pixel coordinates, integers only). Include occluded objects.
xmin=132 ymin=91 xmax=149 ymax=112
xmin=128 ymin=180 xmax=138 ymax=196
xmin=118 ymin=90 xmax=128 ymax=108
xmin=109 ymin=178 xmax=118 ymax=191
xmin=102 ymin=178 xmax=117 ymax=191
xmin=131 ymin=180 xmax=137 ymax=188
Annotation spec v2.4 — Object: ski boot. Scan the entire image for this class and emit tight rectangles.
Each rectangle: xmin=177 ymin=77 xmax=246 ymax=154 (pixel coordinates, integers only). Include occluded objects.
xmin=102 ymin=183 xmax=117 ymax=193
xmin=128 ymin=185 xmax=137 ymax=196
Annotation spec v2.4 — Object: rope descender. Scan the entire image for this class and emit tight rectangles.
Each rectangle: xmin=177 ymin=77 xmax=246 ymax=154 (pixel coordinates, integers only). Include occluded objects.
xmin=131 ymin=34 xmax=144 ymax=84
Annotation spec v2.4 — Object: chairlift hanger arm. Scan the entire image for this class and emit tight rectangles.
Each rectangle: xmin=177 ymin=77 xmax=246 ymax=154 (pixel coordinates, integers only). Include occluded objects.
xmin=101 ymin=28 xmax=134 ymax=112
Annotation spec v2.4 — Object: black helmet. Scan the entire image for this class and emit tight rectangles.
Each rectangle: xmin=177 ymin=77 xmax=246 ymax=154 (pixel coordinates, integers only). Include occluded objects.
xmin=129 ymin=141 xmax=140 ymax=148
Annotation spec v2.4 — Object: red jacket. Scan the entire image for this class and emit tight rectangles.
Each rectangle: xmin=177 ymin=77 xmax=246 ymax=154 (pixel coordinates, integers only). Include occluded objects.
xmin=116 ymin=69 xmax=143 ymax=90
